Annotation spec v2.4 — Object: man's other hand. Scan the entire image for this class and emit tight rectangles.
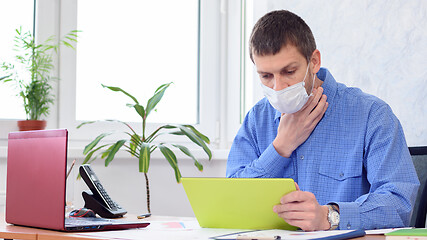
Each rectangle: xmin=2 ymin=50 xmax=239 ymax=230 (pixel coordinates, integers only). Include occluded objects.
xmin=273 ymin=87 xmax=328 ymax=158
xmin=273 ymin=182 xmax=330 ymax=231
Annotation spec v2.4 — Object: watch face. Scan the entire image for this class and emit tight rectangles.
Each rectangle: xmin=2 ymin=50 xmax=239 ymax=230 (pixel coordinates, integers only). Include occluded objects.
xmin=331 ymin=211 xmax=340 ymax=225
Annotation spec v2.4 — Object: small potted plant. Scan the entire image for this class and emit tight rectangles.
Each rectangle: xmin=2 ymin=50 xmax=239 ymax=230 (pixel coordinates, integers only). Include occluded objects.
xmin=0 ymin=27 xmax=78 ymax=131
xmin=78 ymin=83 xmax=212 ymax=213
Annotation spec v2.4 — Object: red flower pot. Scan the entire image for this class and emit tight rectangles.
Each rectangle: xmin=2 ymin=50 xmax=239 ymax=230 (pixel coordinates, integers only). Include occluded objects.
xmin=17 ymin=120 xmax=47 ymax=131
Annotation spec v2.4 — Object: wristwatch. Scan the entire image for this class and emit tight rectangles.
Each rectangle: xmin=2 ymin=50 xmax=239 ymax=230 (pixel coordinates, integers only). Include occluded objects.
xmin=327 ymin=204 xmax=340 ymax=230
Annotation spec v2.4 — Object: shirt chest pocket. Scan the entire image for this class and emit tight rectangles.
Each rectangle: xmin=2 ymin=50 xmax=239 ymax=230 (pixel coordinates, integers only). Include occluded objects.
xmin=318 ymin=160 xmax=363 ymax=181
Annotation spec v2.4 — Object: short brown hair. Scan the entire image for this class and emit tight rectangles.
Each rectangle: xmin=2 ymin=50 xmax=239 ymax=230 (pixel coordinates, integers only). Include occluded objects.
xmin=249 ymin=10 xmax=316 ymax=63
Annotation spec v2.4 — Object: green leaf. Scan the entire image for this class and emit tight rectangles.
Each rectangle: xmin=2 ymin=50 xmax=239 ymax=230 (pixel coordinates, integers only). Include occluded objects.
xmin=172 ymin=144 xmax=203 ymax=171
xmin=139 ymin=143 xmax=150 ymax=173
xmin=184 ymin=125 xmax=210 ymax=144
xmin=0 ymin=74 xmax=11 ymax=81
xmin=169 ymin=131 xmax=185 ymax=136
xmin=145 ymin=124 xmax=177 ymax=143
xmin=101 ymin=144 xmax=115 ymax=159
xmin=43 ymin=45 xmax=55 ymax=51
xmin=101 ymin=84 xmax=139 ymax=104
xmin=82 ymin=144 xmax=109 ymax=165
xmin=176 ymin=125 xmax=212 ymax=160
xmin=126 ymin=103 xmax=145 ymax=119
xmin=44 ymin=35 xmax=55 ymax=43
xmin=65 ymin=36 xmax=78 ymax=42
xmin=88 ymin=156 xmax=98 ymax=164
xmin=81 ymin=119 xmax=137 ymax=136
xmin=83 ymin=132 xmax=112 ymax=155
xmin=127 ymin=132 xmax=141 ymax=144
xmin=77 ymin=121 xmax=96 ymax=129
xmin=104 ymin=119 xmax=137 ymax=136
xmin=62 ymin=40 xmax=75 ymax=50
xmin=158 ymin=144 xmax=182 ymax=183
xmin=127 ymin=104 xmax=145 ymax=119
xmin=128 ymin=133 xmax=141 ymax=156
xmin=145 ymin=82 xmax=172 ymax=116
xmin=105 ymin=139 xmax=126 ymax=166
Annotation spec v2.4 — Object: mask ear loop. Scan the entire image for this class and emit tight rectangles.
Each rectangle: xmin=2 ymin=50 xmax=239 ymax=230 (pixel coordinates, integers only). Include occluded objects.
xmin=303 ymin=58 xmax=316 ymax=97
xmin=302 ymin=63 xmax=310 ymax=87
xmin=310 ymin=67 xmax=316 ymax=96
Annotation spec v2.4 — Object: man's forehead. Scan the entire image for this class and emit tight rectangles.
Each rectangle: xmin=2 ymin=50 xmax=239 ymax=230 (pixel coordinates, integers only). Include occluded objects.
xmin=253 ymin=45 xmax=305 ymax=73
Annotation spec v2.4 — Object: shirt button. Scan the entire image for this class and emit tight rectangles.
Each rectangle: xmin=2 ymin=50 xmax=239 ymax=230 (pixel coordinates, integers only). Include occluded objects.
xmin=347 ymin=223 xmax=351 ymax=229
xmin=300 ymin=155 xmax=304 ymax=160
xmin=340 ymin=172 xmax=344 ymax=177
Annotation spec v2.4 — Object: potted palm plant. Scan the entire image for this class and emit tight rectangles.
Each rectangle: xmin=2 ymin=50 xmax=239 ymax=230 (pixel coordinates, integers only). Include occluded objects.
xmin=78 ymin=83 xmax=212 ymax=213
xmin=0 ymin=27 xmax=78 ymax=131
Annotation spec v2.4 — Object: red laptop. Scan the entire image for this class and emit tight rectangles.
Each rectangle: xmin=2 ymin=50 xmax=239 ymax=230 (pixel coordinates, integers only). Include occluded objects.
xmin=5 ymin=129 xmax=149 ymax=231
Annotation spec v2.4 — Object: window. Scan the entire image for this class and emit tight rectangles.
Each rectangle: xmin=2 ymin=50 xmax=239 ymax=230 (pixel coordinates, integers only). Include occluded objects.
xmin=0 ymin=0 xmax=35 ymax=120
xmin=75 ymin=0 xmax=199 ymax=124
xmin=59 ymin=1 xmax=221 ymax=146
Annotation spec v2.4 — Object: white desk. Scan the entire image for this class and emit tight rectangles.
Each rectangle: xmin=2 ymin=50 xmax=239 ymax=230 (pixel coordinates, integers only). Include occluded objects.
xmin=0 ymin=213 xmax=382 ymax=240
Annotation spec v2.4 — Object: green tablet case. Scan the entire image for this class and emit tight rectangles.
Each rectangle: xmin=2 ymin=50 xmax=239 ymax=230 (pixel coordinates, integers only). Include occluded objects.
xmin=386 ymin=228 xmax=427 ymax=236
xmin=181 ymin=177 xmax=298 ymax=230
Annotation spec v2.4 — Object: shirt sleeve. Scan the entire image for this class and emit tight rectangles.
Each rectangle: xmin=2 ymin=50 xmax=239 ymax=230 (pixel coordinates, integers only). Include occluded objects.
xmin=226 ymin=109 xmax=292 ymax=178
xmin=335 ymin=104 xmax=419 ymax=230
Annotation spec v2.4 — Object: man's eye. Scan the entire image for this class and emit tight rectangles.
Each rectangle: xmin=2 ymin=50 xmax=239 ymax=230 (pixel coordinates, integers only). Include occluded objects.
xmin=285 ymin=70 xmax=295 ymax=75
xmin=261 ymin=74 xmax=272 ymax=79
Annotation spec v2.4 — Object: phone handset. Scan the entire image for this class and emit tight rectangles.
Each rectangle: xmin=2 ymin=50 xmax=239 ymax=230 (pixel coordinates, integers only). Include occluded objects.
xmin=79 ymin=164 xmax=127 ymax=218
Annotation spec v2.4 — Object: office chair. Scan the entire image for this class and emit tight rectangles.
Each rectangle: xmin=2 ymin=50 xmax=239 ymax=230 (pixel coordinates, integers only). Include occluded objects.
xmin=409 ymin=146 xmax=427 ymax=228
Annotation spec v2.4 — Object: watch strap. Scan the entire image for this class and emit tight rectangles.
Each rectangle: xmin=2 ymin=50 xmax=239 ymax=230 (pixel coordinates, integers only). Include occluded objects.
xmin=330 ymin=203 xmax=339 ymax=213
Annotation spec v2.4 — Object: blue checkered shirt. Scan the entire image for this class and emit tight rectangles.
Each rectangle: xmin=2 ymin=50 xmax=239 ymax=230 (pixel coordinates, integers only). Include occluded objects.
xmin=226 ymin=68 xmax=419 ymax=230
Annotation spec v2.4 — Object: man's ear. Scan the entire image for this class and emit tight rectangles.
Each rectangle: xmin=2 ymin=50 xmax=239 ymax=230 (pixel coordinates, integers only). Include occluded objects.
xmin=311 ymin=49 xmax=321 ymax=74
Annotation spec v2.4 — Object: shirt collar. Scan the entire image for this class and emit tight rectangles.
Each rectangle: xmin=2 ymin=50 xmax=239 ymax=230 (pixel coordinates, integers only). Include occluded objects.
xmin=274 ymin=67 xmax=337 ymax=122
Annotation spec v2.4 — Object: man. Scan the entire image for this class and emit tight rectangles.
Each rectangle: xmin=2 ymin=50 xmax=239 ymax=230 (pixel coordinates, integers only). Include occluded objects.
xmin=226 ymin=10 xmax=419 ymax=231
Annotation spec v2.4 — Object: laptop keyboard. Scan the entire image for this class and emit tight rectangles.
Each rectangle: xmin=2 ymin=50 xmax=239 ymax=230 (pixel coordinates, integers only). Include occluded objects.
xmin=65 ymin=217 xmax=117 ymax=226
xmin=65 ymin=217 xmax=148 ymax=231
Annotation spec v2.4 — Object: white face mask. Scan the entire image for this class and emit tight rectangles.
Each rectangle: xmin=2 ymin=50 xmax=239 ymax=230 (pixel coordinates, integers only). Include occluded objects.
xmin=261 ymin=63 xmax=315 ymax=114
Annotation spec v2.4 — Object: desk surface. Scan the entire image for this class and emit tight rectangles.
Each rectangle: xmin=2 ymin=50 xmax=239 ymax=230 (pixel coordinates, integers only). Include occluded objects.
xmin=0 ymin=212 xmax=385 ymax=240
xmin=0 ymin=214 xmax=192 ymax=240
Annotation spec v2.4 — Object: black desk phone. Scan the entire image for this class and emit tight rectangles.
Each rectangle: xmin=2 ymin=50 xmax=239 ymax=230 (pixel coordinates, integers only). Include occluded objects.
xmin=79 ymin=164 xmax=127 ymax=218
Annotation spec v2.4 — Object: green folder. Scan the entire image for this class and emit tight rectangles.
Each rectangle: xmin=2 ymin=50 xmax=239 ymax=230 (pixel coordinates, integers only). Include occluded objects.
xmin=386 ymin=228 xmax=427 ymax=236
xmin=181 ymin=177 xmax=298 ymax=230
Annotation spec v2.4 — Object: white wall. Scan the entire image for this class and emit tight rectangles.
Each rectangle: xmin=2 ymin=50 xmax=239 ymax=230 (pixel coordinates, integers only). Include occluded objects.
xmin=249 ymin=0 xmax=427 ymax=147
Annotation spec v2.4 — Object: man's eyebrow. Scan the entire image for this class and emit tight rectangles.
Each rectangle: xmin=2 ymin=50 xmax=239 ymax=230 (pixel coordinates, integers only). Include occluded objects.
xmin=279 ymin=62 xmax=299 ymax=72
xmin=257 ymin=62 xmax=299 ymax=74
xmin=257 ymin=70 xmax=270 ymax=74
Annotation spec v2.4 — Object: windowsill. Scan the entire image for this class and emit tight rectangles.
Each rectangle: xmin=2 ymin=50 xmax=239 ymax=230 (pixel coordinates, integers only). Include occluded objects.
xmin=0 ymin=146 xmax=229 ymax=161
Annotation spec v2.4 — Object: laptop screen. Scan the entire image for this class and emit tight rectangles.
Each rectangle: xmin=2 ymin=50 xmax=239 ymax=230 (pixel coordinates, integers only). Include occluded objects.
xmin=6 ymin=129 xmax=68 ymax=230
